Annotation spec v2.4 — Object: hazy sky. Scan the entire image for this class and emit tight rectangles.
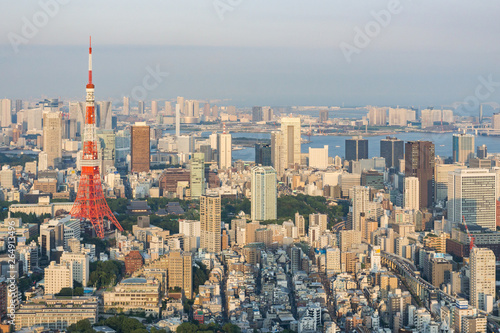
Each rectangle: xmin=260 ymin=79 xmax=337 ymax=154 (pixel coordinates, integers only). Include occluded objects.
xmin=1 ymin=0 xmax=500 ymax=108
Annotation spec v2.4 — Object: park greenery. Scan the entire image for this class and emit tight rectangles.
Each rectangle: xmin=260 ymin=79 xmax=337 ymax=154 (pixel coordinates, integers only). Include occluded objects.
xmin=68 ymin=317 xmax=168 ymax=333
xmin=88 ymin=260 xmax=123 ymax=288
xmin=176 ymin=322 xmax=241 ymax=333
xmin=193 ymin=262 xmax=210 ymax=294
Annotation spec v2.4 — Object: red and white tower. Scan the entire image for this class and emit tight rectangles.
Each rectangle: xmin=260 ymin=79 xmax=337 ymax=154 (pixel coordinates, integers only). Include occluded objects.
xmin=70 ymin=37 xmax=124 ymax=238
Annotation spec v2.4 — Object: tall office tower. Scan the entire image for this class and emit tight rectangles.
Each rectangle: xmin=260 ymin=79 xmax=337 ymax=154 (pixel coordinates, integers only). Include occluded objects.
xmin=43 ymin=111 xmax=63 ymax=169
xmin=185 ymin=100 xmax=194 ymax=117
xmin=295 ymin=212 xmax=305 ymax=237
xmin=255 ymin=143 xmax=272 ymax=166
xmin=151 ymin=100 xmax=158 ymax=116
xmin=123 ymin=96 xmax=129 ymax=115
xmin=479 ymin=104 xmax=484 ymax=123
xmin=15 ymin=99 xmax=23 ymax=113
xmin=137 ymin=101 xmax=144 ymax=115
xmin=319 ymin=109 xmax=329 ymax=123
xmin=167 ymin=251 xmax=193 ymax=299
xmin=164 ymin=101 xmax=172 ymax=116
xmin=388 ymin=108 xmax=408 ymax=127
xmin=367 ymin=107 xmax=386 ymax=126
xmin=217 ymin=129 xmax=232 ymax=169
xmin=492 ymin=113 xmax=500 ymax=130
xmin=211 ymin=105 xmax=219 ymax=118
xmin=281 ymin=117 xmax=301 ymax=168
xmin=308 ymin=145 xmax=329 ymax=169
xmin=470 ymin=247 xmax=495 ymax=312
xmin=404 ymin=177 xmax=419 ymax=210
xmin=130 ymin=122 xmax=150 ymax=173
xmin=44 ymin=261 xmax=73 ymax=295
xmin=251 ymin=166 xmax=277 ymax=221
xmin=405 ymin=141 xmax=435 ymax=208
xmin=0 ymin=99 xmax=12 ymax=128
xmin=60 ymin=251 xmax=89 ymax=287
xmin=96 ymin=101 xmax=112 ymax=129
xmin=252 ymin=106 xmax=263 ymax=122
xmin=200 ymin=193 xmax=221 ymax=253
xmin=190 ymin=153 xmax=205 ymax=199
xmin=420 ymin=109 xmax=433 ymax=128
xmin=271 ymin=131 xmax=285 ymax=176
xmin=345 ymin=136 xmax=368 ymax=162
xmin=434 ymin=164 xmax=466 ymax=204
xmin=262 ymin=107 xmax=273 ymax=122
xmin=176 ymin=96 xmax=185 ymax=115
xmin=175 ymin=103 xmax=181 ymax=137
xmin=351 ymin=186 xmax=370 ymax=232
xmin=97 ymin=130 xmax=116 ymax=174
xmin=477 ymin=144 xmax=487 ymax=159
xmin=442 ymin=109 xmax=454 ymax=123
xmin=203 ymin=103 xmax=211 ymax=118
xmin=448 ymin=169 xmax=496 ymax=230
xmin=380 ymin=137 xmax=404 ymax=169
xmin=453 ymin=133 xmax=475 ymax=164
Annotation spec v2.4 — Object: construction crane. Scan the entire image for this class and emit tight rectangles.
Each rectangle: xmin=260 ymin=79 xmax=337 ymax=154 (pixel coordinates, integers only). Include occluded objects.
xmin=462 ymin=215 xmax=475 ymax=251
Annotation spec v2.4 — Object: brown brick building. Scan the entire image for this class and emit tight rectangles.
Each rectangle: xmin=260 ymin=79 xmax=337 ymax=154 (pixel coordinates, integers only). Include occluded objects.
xmin=131 ymin=123 xmax=150 ymax=173
xmin=125 ymin=250 xmax=144 ymax=275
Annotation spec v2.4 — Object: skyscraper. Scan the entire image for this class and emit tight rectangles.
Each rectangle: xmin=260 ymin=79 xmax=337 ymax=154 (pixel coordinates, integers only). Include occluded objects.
xmin=217 ymin=131 xmax=232 ymax=169
xmin=43 ymin=111 xmax=62 ymax=169
xmin=167 ymin=251 xmax=193 ymax=299
xmin=0 ymin=99 xmax=12 ymax=128
xmin=405 ymin=141 xmax=435 ymax=208
xmin=319 ymin=109 xmax=329 ymax=123
xmin=351 ymin=186 xmax=370 ymax=232
xmin=477 ymin=144 xmax=487 ymax=159
xmin=281 ymin=117 xmax=301 ymax=168
xmin=138 ymin=101 xmax=144 ymax=115
xmin=404 ymin=177 xmax=419 ymax=210
xmin=151 ymin=100 xmax=158 ymax=116
xmin=123 ymin=97 xmax=129 ymax=115
xmin=380 ymin=137 xmax=404 ymax=170
xmin=448 ymin=169 xmax=496 ymax=230
xmin=130 ymin=122 xmax=150 ymax=173
xmin=345 ymin=136 xmax=368 ymax=162
xmin=252 ymin=106 xmax=263 ymax=122
xmin=470 ymin=247 xmax=495 ymax=312
xmin=96 ymin=101 xmax=112 ymax=129
xmin=453 ymin=133 xmax=475 ymax=164
xmin=164 ymin=101 xmax=172 ymax=116
xmin=177 ymin=96 xmax=185 ymax=115
xmin=271 ymin=131 xmax=285 ymax=176
xmin=251 ymin=166 xmax=277 ymax=221
xmin=200 ymin=193 xmax=221 ymax=253
xmin=255 ymin=143 xmax=272 ymax=166
xmin=190 ymin=153 xmax=205 ymax=199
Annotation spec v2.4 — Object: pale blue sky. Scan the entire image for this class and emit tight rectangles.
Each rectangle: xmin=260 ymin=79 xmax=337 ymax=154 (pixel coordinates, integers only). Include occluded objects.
xmin=1 ymin=0 xmax=500 ymax=107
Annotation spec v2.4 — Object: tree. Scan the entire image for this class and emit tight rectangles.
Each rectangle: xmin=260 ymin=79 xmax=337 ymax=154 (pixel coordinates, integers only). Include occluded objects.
xmin=222 ymin=323 xmax=241 ymax=333
xmin=67 ymin=319 xmax=96 ymax=333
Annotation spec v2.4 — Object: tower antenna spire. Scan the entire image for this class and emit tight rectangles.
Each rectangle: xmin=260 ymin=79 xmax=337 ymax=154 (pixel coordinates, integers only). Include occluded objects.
xmin=88 ymin=36 xmax=93 ymax=87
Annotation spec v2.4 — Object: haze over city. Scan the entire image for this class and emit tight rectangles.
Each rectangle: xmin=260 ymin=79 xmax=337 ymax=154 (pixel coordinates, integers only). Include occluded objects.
xmin=2 ymin=1 xmax=500 ymax=106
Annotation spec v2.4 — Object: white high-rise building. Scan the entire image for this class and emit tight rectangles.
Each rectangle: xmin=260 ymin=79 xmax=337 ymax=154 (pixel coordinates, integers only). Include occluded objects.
xmin=280 ymin=117 xmax=301 ymax=168
xmin=1 ymin=99 xmax=12 ymax=128
xmin=325 ymin=247 xmax=341 ymax=274
xmin=151 ymin=100 xmax=158 ymax=116
xmin=404 ymin=177 xmax=420 ymax=210
xmin=43 ymin=111 xmax=63 ymax=169
xmin=60 ymin=251 xmax=89 ymax=287
xmin=217 ymin=132 xmax=232 ymax=169
xmin=448 ymin=169 xmax=496 ymax=230
xmin=351 ymin=186 xmax=370 ymax=232
xmin=44 ymin=261 xmax=73 ymax=295
xmin=271 ymin=131 xmax=285 ymax=176
xmin=470 ymin=247 xmax=495 ymax=312
xmin=175 ymin=103 xmax=181 ymax=137
xmin=308 ymin=145 xmax=328 ymax=169
xmin=123 ymin=96 xmax=129 ymax=115
xmin=251 ymin=166 xmax=277 ymax=221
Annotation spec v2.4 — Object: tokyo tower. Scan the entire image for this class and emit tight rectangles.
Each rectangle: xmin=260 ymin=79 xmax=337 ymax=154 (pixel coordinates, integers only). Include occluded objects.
xmin=70 ymin=37 xmax=124 ymax=239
